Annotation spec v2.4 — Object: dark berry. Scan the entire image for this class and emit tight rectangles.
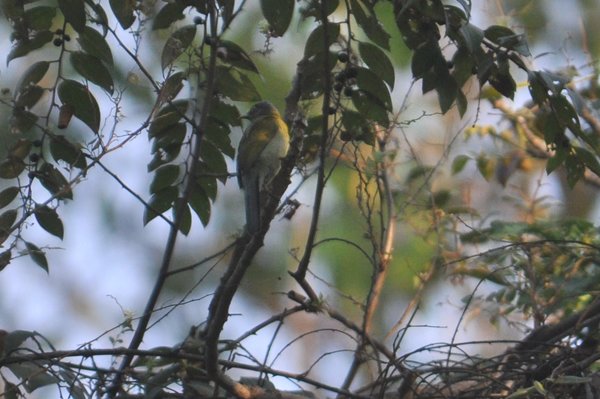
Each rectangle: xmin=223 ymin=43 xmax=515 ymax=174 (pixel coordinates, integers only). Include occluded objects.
xmin=343 ymin=86 xmax=354 ymax=97
xmin=340 ymin=131 xmax=352 ymax=141
xmin=29 ymin=153 xmax=40 ymax=163
xmin=193 ymin=16 xmax=204 ymax=24
xmin=337 ymin=51 xmax=349 ymax=63
xmin=328 ymin=106 xmax=336 ymax=115
xmin=32 ymin=140 xmax=42 ymax=147
xmin=53 ymin=38 xmax=63 ymax=47
xmin=63 ymin=34 xmax=71 ymax=42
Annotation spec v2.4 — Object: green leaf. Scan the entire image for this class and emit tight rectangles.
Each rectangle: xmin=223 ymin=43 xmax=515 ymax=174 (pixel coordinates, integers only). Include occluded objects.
xmin=173 ymin=202 xmax=192 ymax=235
xmin=16 ymin=61 xmax=50 ymax=93
xmin=260 ymin=0 xmax=294 ymax=37
xmin=9 ymin=108 xmax=38 ymax=133
xmin=161 ymin=25 xmax=196 ymax=70
xmin=143 ymin=186 xmax=178 ymax=225
xmin=34 ymin=163 xmax=73 ymax=200
xmin=157 ymin=71 xmax=186 ymax=106
xmin=304 ymin=22 xmax=340 ymax=58
xmin=458 ymin=23 xmax=484 ymax=54
xmin=150 ymin=164 xmax=180 ymax=194
xmin=476 ymin=154 xmax=494 ymax=181
xmin=0 ymin=209 xmax=17 ymax=234
xmin=574 ymin=147 xmax=600 ymax=178
xmin=109 ymin=0 xmax=135 ymax=29
xmin=15 ymin=85 xmax=44 ymax=109
xmin=436 ymin=74 xmax=458 ymax=113
xmin=206 ymin=118 xmax=235 ymax=158
xmin=57 ymin=79 xmax=101 ymax=134
xmin=351 ymin=90 xmax=389 ymax=126
xmin=153 ymin=2 xmax=186 ymax=30
xmin=6 ymin=361 xmax=58 ymax=391
xmin=58 ymin=0 xmax=85 ymax=32
xmin=349 ymin=0 xmax=390 ymax=50
xmin=149 ymin=100 xmax=189 ymax=138
xmin=77 ymin=27 xmax=114 ymax=66
xmin=34 ymin=205 xmax=64 ymax=239
xmin=7 ymin=30 xmax=54 ymax=64
xmin=70 ymin=52 xmax=114 ymax=93
xmin=489 ymin=69 xmax=516 ymax=100
xmin=0 ymin=250 xmax=11 ymax=271
xmin=189 ymin=183 xmax=211 ymax=226
xmin=50 ymin=135 xmax=87 ymax=169
xmin=359 ymin=41 xmax=394 ymax=88
xmin=355 ymin=66 xmax=392 ymax=111
xmin=0 ymin=187 xmax=19 ymax=209
xmin=24 ymin=6 xmax=57 ymax=31
xmin=151 ymin=123 xmax=187 ymax=155
xmin=199 ymin=141 xmax=227 ymax=183
xmin=484 ymin=25 xmax=530 ymax=56
xmin=210 ymin=98 xmax=241 ymax=127
xmin=217 ymin=40 xmax=259 ymax=73
xmin=0 ymin=157 xmax=25 ymax=179
xmin=215 ymin=66 xmax=261 ymax=101
xmin=451 ymin=155 xmax=470 ymax=174
xmin=546 ymin=148 xmax=567 ymax=174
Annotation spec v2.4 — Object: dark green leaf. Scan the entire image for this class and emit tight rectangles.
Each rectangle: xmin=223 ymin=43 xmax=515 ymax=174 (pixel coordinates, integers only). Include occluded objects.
xmin=149 ymin=100 xmax=189 ymax=138
xmin=210 ymin=98 xmax=241 ymax=127
xmin=150 ymin=164 xmax=180 ymax=194
xmin=0 ymin=209 xmax=17 ymax=234
xmin=34 ymin=163 xmax=73 ymax=200
xmin=16 ymin=61 xmax=49 ymax=93
xmin=23 ymin=6 xmax=56 ymax=30
xmin=9 ymin=139 xmax=32 ymax=160
xmin=109 ymin=0 xmax=135 ymax=29
xmin=411 ymin=40 xmax=442 ymax=79
xmin=546 ymin=148 xmax=567 ymax=174
xmin=0 ymin=157 xmax=25 ymax=179
xmin=359 ymin=41 xmax=394 ymax=88
xmin=58 ymin=0 xmax=85 ymax=32
xmin=161 ymin=25 xmax=196 ymax=70
xmin=0 ymin=187 xmax=19 ymax=209
xmin=215 ymin=66 xmax=261 ymax=101
xmin=153 ymin=2 xmax=186 ymax=30
xmin=452 ymin=47 xmax=475 ymax=86
xmin=151 ymin=123 xmax=187 ymax=154
xmin=565 ymin=153 xmax=585 ymax=187
xmin=34 ymin=205 xmax=64 ymax=239
xmin=349 ymin=0 xmax=390 ymax=50
xmin=173 ymin=202 xmax=192 ymax=235
xmin=50 ymin=135 xmax=87 ymax=169
xmin=57 ymin=79 xmax=101 ymax=134
xmin=9 ymin=109 xmax=38 ymax=133
xmin=157 ymin=71 xmax=186 ymax=106
xmin=458 ymin=23 xmax=483 ymax=54
xmin=355 ymin=67 xmax=392 ymax=111
xmin=260 ymin=0 xmax=294 ymax=37
xmin=199 ymin=140 xmax=227 ymax=183
xmin=70 ymin=51 xmax=114 ymax=93
xmin=489 ymin=70 xmax=516 ymax=99
xmin=300 ymin=51 xmax=338 ymax=99
xmin=15 ymin=85 xmax=44 ymax=109
xmin=206 ymin=118 xmax=235 ymax=158
xmin=341 ymin=110 xmax=375 ymax=145
xmin=451 ymin=155 xmax=470 ymax=174
xmin=25 ymin=242 xmax=49 ymax=272
xmin=10 ymin=362 xmax=59 ymax=391
xmin=189 ymin=183 xmax=211 ymax=226
xmin=300 ymin=0 xmax=339 ymax=18
xmin=574 ymin=147 xmax=600 ymax=178
xmin=0 ymin=250 xmax=11 ymax=271
xmin=217 ymin=40 xmax=259 ymax=73
xmin=304 ymin=22 xmax=340 ymax=58
xmin=484 ymin=25 xmax=530 ymax=56
xmin=143 ymin=186 xmax=178 ymax=225
xmin=7 ymin=30 xmax=54 ymax=64
xmin=351 ymin=90 xmax=389 ymax=126
xmin=77 ymin=27 xmax=114 ymax=66
xmin=436 ymin=74 xmax=458 ymax=113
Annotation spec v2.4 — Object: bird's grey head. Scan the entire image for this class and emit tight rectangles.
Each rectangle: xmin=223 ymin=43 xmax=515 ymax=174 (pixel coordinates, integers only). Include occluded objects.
xmin=244 ymin=101 xmax=280 ymax=120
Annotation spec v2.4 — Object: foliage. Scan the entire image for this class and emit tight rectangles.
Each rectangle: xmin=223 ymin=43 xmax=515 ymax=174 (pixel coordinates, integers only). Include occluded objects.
xmin=0 ymin=0 xmax=599 ymax=398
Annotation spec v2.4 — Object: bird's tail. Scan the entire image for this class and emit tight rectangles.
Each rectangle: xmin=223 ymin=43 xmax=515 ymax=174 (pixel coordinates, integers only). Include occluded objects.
xmin=244 ymin=172 xmax=261 ymax=234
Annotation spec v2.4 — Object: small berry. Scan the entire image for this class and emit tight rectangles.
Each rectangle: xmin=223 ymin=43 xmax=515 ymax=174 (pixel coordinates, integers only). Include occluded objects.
xmin=29 ymin=153 xmax=40 ymax=163
xmin=53 ymin=38 xmax=63 ymax=47
xmin=193 ymin=16 xmax=204 ymax=24
xmin=337 ymin=51 xmax=349 ymax=63
xmin=32 ymin=140 xmax=42 ymax=147
xmin=55 ymin=28 xmax=64 ymax=35
xmin=328 ymin=106 xmax=336 ymax=115
xmin=340 ymin=131 xmax=352 ymax=141
xmin=27 ymin=171 xmax=35 ymax=179
xmin=63 ymin=34 xmax=71 ymax=42
xmin=343 ymin=86 xmax=354 ymax=97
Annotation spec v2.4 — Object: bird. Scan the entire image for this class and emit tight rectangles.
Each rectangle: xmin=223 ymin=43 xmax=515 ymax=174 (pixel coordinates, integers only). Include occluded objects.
xmin=236 ymin=101 xmax=290 ymax=234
